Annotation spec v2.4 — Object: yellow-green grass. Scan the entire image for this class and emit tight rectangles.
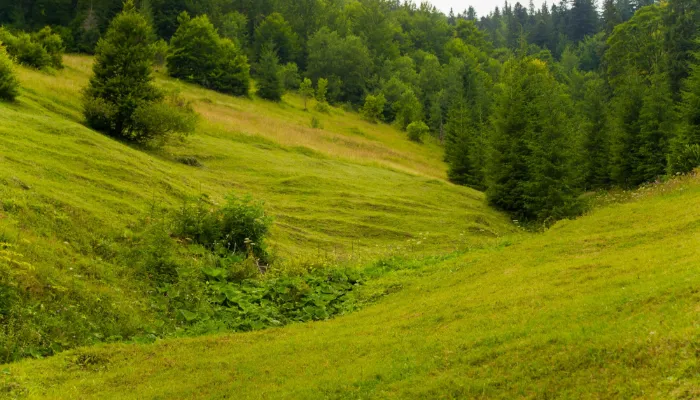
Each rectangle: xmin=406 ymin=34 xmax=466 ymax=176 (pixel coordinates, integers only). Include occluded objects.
xmin=2 ymin=55 xmax=512 ymax=258
xmin=5 ymin=173 xmax=700 ymax=399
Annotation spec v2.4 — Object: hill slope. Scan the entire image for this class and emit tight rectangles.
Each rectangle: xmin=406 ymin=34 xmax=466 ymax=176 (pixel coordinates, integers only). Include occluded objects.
xmin=0 ymin=56 xmax=513 ymax=366
xmin=5 ymin=174 xmax=700 ymax=398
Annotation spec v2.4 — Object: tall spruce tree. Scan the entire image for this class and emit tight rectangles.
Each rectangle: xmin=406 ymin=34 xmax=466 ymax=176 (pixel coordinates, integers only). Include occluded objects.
xmin=256 ymin=45 xmax=284 ymax=101
xmin=84 ymin=0 xmax=160 ymax=139
xmin=487 ymin=57 xmax=580 ymax=222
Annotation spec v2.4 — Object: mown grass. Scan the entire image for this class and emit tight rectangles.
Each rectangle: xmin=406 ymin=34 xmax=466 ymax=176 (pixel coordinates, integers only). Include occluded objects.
xmin=4 ymin=172 xmax=700 ymax=399
xmin=3 ymin=55 xmax=512 ymax=257
xmin=0 ymin=56 xmax=513 ymax=363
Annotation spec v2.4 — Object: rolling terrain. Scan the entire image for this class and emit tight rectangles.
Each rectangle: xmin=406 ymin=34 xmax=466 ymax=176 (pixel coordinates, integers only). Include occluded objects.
xmin=2 ymin=56 xmax=699 ymax=399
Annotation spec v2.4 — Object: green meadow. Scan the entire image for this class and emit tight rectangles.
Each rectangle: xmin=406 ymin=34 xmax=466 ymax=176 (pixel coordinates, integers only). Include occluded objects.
xmin=1 ymin=56 xmax=699 ymax=399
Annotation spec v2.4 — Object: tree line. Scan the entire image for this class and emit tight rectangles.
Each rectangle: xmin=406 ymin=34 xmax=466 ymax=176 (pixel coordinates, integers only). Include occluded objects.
xmin=1 ymin=0 xmax=700 ymax=225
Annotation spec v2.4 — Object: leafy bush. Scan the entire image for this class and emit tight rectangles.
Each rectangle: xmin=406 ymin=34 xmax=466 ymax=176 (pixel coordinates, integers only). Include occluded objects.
xmin=361 ymin=94 xmax=386 ymax=123
xmin=151 ymin=39 xmax=168 ymax=68
xmin=299 ymin=77 xmax=314 ymax=110
xmin=172 ymin=194 xmax=273 ymax=262
xmin=83 ymin=96 xmax=117 ymax=132
xmin=130 ymin=93 xmax=197 ymax=145
xmin=280 ymin=62 xmax=300 ymax=90
xmin=311 ymin=116 xmax=323 ymax=129
xmin=0 ymin=44 xmax=19 ymax=101
xmin=314 ymin=77 xmax=330 ymax=112
xmin=407 ymin=121 xmax=429 ymax=143
xmin=32 ymin=27 xmax=64 ymax=69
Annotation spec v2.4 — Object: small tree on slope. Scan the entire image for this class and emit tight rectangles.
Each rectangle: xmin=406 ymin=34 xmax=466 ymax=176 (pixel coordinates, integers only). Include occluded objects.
xmin=0 ymin=44 xmax=19 ymax=101
xmin=83 ymin=0 xmax=161 ymax=139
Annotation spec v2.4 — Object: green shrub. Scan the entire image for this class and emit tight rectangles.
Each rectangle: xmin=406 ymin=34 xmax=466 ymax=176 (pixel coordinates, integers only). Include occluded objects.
xmin=173 ymin=194 xmax=273 ymax=262
xmin=151 ymin=39 xmax=168 ymax=68
xmin=130 ymin=93 xmax=197 ymax=145
xmin=406 ymin=121 xmax=429 ymax=143
xmin=0 ymin=45 xmax=19 ymax=101
xmin=668 ymin=144 xmax=700 ymax=175
xmin=314 ymin=77 xmax=330 ymax=112
xmin=361 ymin=94 xmax=386 ymax=123
xmin=8 ymin=32 xmax=52 ymax=69
xmin=32 ymin=27 xmax=64 ymax=69
xmin=83 ymin=96 xmax=117 ymax=131
xmin=311 ymin=116 xmax=323 ymax=129
xmin=280 ymin=62 xmax=300 ymax=90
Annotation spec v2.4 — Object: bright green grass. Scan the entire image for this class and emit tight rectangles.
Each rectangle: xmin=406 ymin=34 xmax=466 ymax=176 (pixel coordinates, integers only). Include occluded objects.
xmin=1 ymin=56 xmax=512 ymax=258
xmin=5 ymin=173 xmax=700 ymax=399
xmin=0 ymin=56 xmax=513 ymax=364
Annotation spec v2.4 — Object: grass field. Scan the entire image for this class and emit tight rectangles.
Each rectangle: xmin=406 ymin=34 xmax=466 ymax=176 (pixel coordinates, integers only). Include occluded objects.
xmin=3 ymin=56 xmax=699 ymax=399
xmin=0 ymin=55 xmax=513 ymax=369
xmin=5 ymin=170 xmax=700 ymax=399
xmin=2 ymin=55 xmax=512 ymax=258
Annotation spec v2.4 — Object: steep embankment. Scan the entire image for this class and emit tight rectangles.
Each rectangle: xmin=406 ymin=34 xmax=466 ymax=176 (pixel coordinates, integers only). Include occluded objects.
xmin=5 ymin=175 xmax=700 ymax=398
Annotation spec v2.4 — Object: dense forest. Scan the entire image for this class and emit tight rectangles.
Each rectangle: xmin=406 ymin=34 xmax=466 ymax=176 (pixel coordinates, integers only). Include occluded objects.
xmin=1 ymin=0 xmax=699 ymax=224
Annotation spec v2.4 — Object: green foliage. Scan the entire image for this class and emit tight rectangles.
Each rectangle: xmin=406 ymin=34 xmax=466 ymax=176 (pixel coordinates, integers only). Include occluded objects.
xmin=299 ymin=77 xmax=314 ymax=110
xmin=280 ymin=62 xmax=300 ymax=91
xmin=406 ymin=121 xmax=429 ymax=143
xmin=669 ymin=50 xmax=700 ymax=174
xmin=83 ymin=1 xmax=163 ymax=141
xmin=0 ymin=44 xmax=19 ymax=101
xmin=172 ymin=194 xmax=273 ymax=263
xmin=151 ymin=39 xmax=168 ymax=68
xmin=255 ymin=46 xmax=284 ymax=102
xmin=167 ymin=13 xmax=250 ymax=96
xmin=217 ymin=11 xmax=248 ymax=47
xmin=314 ymin=78 xmax=329 ymax=112
xmin=0 ymin=28 xmax=52 ymax=70
xmin=487 ymin=58 xmax=581 ymax=223
xmin=32 ymin=26 xmax=64 ymax=69
xmin=130 ymin=93 xmax=197 ymax=145
xmin=306 ymin=28 xmax=371 ymax=105
xmin=393 ymin=89 xmax=422 ymax=131
xmin=361 ymin=94 xmax=386 ymax=123
xmin=254 ymin=13 xmax=300 ymax=65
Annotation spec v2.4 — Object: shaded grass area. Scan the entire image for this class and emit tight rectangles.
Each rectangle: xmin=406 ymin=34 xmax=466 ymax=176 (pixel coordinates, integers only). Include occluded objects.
xmin=5 ymin=174 xmax=700 ymax=399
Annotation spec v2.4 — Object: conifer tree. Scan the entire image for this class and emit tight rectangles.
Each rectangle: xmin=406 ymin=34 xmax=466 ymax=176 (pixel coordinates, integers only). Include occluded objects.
xmin=256 ymin=46 xmax=283 ymax=102
xmin=84 ymin=0 xmax=160 ymax=139
xmin=669 ymin=52 xmax=700 ymax=174
xmin=487 ymin=57 xmax=580 ymax=222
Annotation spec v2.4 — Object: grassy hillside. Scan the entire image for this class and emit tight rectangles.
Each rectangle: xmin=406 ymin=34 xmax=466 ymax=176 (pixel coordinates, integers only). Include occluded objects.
xmin=3 ymin=55 xmax=511 ymax=257
xmin=5 ymin=171 xmax=700 ymax=399
xmin=0 ymin=56 xmax=513 ymax=365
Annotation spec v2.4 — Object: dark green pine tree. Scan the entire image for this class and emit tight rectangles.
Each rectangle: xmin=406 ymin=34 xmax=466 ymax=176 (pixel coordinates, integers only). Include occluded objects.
xmin=255 ymin=45 xmax=284 ymax=102
xmin=602 ymin=0 xmax=621 ymax=35
xmin=84 ymin=0 xmax=160 ymax=139
xmin=664 ymin=0 xmax=700 ymax=99
xmin=444 ymin=100 xmax=484 ymax=190
xmin=581 ymin=75 xmax=612 ymax=189
xmin=669 ymin=52 xmax=700 ymax=174
xmin=637 ymin=71 xmax=674 ymax=180
xmin=569 ymin=0 xmax=598 ymax=42
xmin=487 ymin=57 xmax=581 ymax=222
xmin=609 ymin=81 xmax=645 ymax=187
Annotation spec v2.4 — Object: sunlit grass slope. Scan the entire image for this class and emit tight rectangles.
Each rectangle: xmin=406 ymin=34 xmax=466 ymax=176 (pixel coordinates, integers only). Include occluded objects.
xmin=1 ymin=55 xmax=512 ymax=259
xmin=6 ymin=174 xmax=700 ymax=399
